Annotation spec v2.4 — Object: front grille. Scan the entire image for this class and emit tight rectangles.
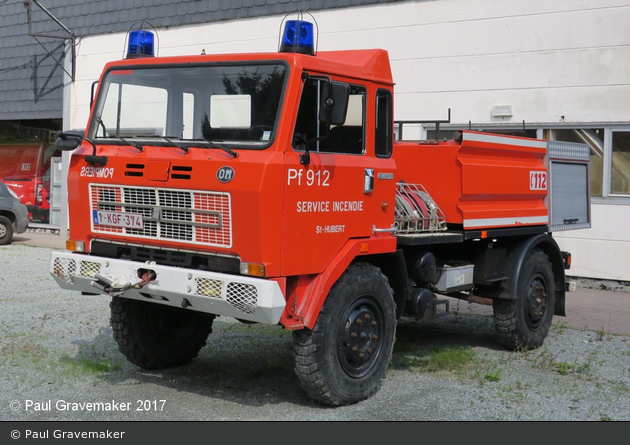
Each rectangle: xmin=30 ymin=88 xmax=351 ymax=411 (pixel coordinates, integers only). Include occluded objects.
xmin=53 ymin=257 xmax=102 ymax=284
xmin=195 ymin=277 xmax=223 ymax=299
xmin=90 ymin=184 xmax=232 ymax=248
xmin=79 ymin=260 xmax=102 ymax=278
xmin=194 ymin=278 xmax=258 ymax=314
xmin=226 ymin=282 xmax=258 ymax=314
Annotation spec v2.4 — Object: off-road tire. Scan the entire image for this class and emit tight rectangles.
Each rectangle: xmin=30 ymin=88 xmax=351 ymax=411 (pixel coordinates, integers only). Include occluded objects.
xmin=0 ymin=215 xmax=14 ymax=245
xmin=110 ymin=297 xmax=215 ymax=370
xmin=293 ymin=262 xmax=397 ymax=406
xmin=493 ymin=249 xmax=556 ymax=350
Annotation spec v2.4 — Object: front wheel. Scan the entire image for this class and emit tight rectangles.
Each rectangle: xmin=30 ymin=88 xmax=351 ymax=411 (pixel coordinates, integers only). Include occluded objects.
xmin=0 ymin=215 xmax=14 ymax=245
xmin=493 ymin=249 xmax=556 ymax=350
xmin=110 ymin=297 xmax=215 ymax=370
xmin=293 ymin=262 xmax=397 ymax=406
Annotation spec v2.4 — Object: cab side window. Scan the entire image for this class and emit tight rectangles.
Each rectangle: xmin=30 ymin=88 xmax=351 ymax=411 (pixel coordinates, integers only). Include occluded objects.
xmin=293 ymin=79 xmax=365 ymax=155
xmin=375 ymin=89 xmax=392 ymax=158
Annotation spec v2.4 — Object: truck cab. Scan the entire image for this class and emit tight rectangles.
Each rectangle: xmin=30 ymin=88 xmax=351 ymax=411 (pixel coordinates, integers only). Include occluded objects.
xmin=54 ymin=41 xmax=401 ymax=319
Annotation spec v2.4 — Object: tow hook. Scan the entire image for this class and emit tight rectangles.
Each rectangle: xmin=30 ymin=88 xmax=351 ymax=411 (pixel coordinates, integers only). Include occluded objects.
xmin=91 ymin=269 xmax=156 ymax=297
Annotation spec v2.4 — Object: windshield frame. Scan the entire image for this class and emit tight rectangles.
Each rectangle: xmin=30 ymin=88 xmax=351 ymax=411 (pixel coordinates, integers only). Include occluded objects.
xmin=87 ymin=60 xmax=290 ymax=151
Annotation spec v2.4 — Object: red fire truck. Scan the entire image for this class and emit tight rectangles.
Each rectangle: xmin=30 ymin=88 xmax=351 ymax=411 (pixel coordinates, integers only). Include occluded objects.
xmin=1 ymin=142 xmax=57 ymax=224
xmin=50 ymin=17 xmax=590 ymax=406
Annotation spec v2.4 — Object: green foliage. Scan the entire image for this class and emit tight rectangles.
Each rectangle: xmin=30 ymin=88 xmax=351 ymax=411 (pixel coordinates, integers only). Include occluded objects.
xmin=0 ymin=121 xmax=55 ymax=143
xmin=554 ymin=361 xmax=574 ymax=375
xmin=553 ymin=321 xmax=568 ymax=334
xmin=391 ymin=346 xmax=476 ymax=373
xmin=72 ymin=358 xmax=122 ymax=374
xmin=484 ymin=369 xmax=501 ymax=382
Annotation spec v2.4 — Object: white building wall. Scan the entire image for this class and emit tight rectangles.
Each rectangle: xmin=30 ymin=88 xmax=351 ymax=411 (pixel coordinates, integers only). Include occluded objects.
xmin=67 ymin=0 xmax=630 ymax=281
xmin=554 ymin=204 xmax=630 ymax=280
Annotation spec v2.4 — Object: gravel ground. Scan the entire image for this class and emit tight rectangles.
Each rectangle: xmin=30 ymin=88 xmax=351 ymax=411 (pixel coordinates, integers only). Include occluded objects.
xmin=1 ymin=245 xmax=629 ymax=421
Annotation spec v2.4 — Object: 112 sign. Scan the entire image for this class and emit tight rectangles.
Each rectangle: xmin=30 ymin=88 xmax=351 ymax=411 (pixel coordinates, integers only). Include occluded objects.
xmin=530 ymin=171 xmax=547 ymax=190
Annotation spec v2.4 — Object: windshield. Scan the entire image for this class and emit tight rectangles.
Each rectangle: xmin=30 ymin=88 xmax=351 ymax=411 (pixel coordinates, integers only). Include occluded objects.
xmin=88 ymin=62 xmax=288 ymax=149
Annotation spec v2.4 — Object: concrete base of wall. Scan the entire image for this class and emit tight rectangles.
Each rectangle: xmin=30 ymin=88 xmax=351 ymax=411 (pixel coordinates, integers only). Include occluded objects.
xmin=568 ymin=276 xmax=630 ymax=294
xmin=27 ymin=226 xmax=60 ymax=236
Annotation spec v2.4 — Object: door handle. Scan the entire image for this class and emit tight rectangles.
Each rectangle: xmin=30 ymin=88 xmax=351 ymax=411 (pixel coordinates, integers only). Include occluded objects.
xmin=364 ymin=168 xmax=374 ymax=193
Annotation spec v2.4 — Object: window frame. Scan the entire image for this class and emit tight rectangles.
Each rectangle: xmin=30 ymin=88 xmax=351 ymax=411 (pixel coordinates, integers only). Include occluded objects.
xmin=375 ymin=88 xmax=393 ymax=158
xmin=607 ymin=127 xmax=630 ymax=198
xmin=88 ymin=61 xmax=289 ymax=150
xmin=292 ymin=77 xmax=367 ymax=156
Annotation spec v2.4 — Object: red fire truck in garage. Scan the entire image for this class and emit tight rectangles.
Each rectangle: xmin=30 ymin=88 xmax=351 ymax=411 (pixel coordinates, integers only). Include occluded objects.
xmin=1 ymin=142 xmax=57 ymax=224
xmin=50 ymin=17 xmax=591 ymax=406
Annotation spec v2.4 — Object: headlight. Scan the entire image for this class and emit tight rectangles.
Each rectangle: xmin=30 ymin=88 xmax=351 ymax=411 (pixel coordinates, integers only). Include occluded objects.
xmin=7 ymin=187 xmax=19 ymax=200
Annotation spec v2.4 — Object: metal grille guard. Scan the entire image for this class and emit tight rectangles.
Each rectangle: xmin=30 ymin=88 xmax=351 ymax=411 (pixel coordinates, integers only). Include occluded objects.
xmin=50 ymin=251 xmax=285 ymax=324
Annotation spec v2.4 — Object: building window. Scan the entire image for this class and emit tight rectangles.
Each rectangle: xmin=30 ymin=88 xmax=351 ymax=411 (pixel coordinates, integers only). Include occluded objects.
xmin=611 ymin=131 xmax=630 ymax=196
xmin=544 ymin=129 xmax=604 ymax=198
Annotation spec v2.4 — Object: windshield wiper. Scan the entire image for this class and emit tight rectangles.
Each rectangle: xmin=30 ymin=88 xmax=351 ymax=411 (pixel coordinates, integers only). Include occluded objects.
xmin=163 ymin=137 xmax=190 ymax=154
xmin=138 ymin=136 xmax=190 ymax=154
xmin=112 ymin=136 xmax=144 ymax=152
xmin=194 ymin=139 xmax=239 ymax=158
xmin=93 ymin=118 xmax=143 ymax=152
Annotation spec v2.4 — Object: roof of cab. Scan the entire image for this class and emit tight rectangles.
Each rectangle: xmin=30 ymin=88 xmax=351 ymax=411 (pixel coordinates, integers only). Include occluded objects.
xmin=102 ymin=48 xmax=394 ymax=86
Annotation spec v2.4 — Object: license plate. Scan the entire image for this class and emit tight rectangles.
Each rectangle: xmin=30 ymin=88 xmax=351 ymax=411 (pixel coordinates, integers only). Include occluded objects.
xmin=92 ymin=210 xmax=144 ymax=229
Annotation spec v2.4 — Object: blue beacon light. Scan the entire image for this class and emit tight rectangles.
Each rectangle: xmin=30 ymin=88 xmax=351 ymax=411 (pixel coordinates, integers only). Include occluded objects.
xmin=126 ymin=30 xmax=155 ymax=58
xmin=279 ymin=20 xmax=315 ymax=55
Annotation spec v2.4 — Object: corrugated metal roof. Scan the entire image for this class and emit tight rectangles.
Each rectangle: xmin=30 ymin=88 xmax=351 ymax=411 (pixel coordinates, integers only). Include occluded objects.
xmin=1 ymin=0 xmax=400 ymax=122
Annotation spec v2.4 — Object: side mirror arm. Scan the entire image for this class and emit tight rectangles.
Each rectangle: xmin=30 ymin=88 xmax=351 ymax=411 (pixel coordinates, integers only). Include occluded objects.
xmin=55 ymin=131 xmax=108 ymax=166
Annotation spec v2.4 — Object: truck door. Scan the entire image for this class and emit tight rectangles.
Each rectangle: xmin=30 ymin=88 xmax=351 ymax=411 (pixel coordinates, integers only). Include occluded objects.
xmin=282 ymin=78 xmax=394 ymax=276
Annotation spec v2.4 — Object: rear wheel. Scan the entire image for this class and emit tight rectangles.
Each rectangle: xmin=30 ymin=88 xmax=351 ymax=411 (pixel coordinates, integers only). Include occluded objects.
xmin=110 ymin=297 xmax=215 ymax=369
xmin=493 ymin=249 xmax=555 ymax=350
xmin=293 ymin=262 xmax=397 ymax=406
xmin=0 ymin=216 xmax=14 ymax=245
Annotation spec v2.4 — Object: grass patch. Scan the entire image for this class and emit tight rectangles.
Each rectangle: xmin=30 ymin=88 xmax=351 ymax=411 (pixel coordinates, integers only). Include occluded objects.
xmin=391 ymin=346 xmax=476 ymax=373
xmin=552 ymin=358 xmax=594 ymax=376
xmin=74 ymin=357 xmax=122 ymax=374
xmin=554 ymin=361 xmax=574 ymax=375
xmin=596 ymin=325 xmax=613 ymax=341
xmin=427 ymin=346 xmax=476 ymax=372
xmin=484 ymin=368 xmax=502 ymax=382
xmin=553 ymin=321 xmax=568 ymax=334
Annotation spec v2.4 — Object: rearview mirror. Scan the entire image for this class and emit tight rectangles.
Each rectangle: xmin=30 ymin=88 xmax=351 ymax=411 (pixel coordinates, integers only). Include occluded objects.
xmin=54 ymin=131 xmax=107 ymax=165
xmin=319 ymin=81 xmax=350 ymax=126
xmin=55 ymin=131 xmax=83 ymax=151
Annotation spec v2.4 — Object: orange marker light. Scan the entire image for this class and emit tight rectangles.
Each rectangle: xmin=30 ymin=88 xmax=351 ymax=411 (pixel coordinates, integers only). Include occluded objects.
xmin=240 ymin=262 xmax=266 ymax=277
xmin=66 ymin=240 xmax=85 ymax=252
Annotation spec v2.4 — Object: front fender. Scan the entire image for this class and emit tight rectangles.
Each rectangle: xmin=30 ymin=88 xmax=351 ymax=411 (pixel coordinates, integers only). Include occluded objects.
xmin=280 ymin=236 xmax=397 ymax=330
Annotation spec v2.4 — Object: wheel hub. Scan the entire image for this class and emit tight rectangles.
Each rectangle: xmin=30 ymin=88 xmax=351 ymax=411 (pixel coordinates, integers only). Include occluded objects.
xmin=338 ymin=297 xmax=383 ymax=378
xmin=525 ymin=275 xmax=548 ymax=330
